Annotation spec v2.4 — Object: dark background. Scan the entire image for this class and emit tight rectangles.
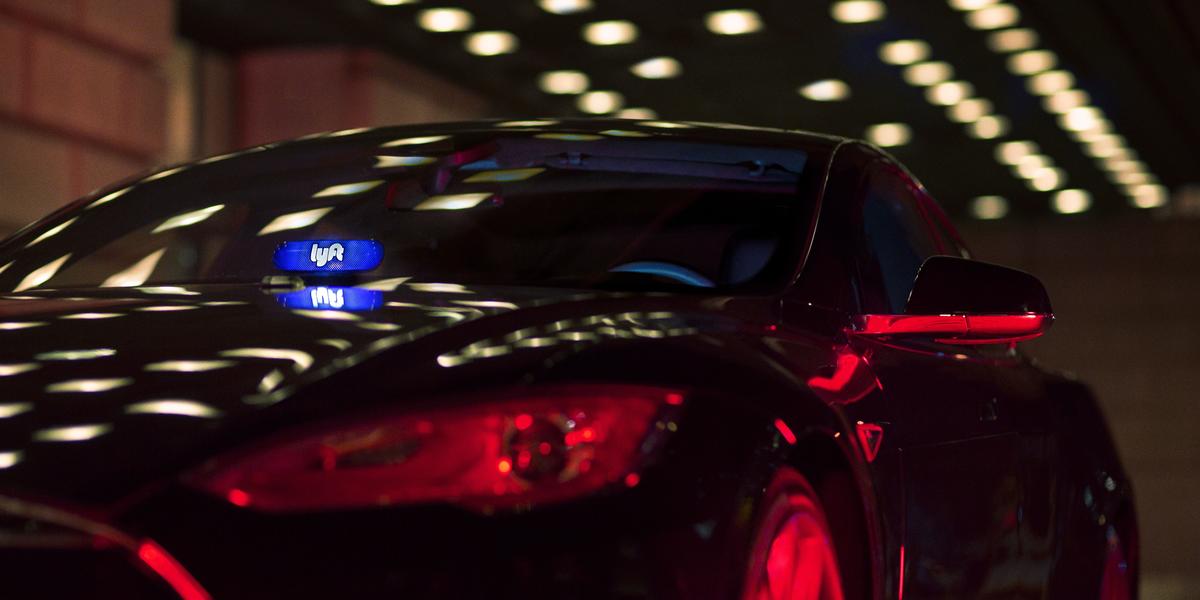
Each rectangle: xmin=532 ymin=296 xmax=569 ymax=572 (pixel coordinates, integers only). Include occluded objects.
xmin=0 ymin=0 xmax=1196 ymax=595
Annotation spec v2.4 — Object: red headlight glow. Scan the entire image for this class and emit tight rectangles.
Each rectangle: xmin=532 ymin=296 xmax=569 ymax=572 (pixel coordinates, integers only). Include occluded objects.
xmin=189 ymin=385 xmax=683 ymax=512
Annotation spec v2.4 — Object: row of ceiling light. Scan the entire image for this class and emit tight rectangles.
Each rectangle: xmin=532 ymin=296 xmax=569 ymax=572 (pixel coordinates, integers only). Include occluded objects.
xmin=945 ymin=0 xmax=1168 ymax=215
xmin=370 ymin=0 xmax=1166 ymax=218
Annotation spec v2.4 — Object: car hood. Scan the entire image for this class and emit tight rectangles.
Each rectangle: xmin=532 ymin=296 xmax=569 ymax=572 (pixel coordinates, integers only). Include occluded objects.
xmin=0 ymin=280 xmax=709 ymax=506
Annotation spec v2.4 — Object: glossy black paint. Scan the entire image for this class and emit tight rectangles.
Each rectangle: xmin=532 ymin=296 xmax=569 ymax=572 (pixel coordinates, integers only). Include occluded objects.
xmin=906 ymin=255 xmax=1054 ymax=316
xmin=0 ymin=120 xmax=1135 ymax=599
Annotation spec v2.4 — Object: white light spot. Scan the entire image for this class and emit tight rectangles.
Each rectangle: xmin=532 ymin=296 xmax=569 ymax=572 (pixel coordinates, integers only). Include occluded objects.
xmin=705 ymin=10 xmax=763 ymax=35
xmin=417 ymin=7 xmax=473 ymax=32
xmin=798 ymin=79 xmax=850 ymax=101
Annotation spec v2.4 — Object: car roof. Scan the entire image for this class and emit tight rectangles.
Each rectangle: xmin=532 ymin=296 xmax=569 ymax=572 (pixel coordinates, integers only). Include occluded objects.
xmin=271 ymin=118 xmax=849 ymax=152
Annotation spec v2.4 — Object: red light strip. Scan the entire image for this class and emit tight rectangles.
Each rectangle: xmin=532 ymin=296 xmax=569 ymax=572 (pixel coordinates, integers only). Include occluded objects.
xmin=137 ymin=540 xmax=212 ymax=600
xmin=773 ymin=419 xmax=797 ymax=445
xmin=854 ymin=313 xmax=1051 ymax=343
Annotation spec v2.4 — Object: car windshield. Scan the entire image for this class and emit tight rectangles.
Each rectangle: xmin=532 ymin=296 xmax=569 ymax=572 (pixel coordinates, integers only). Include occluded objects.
xmin=0 ymin=126 xmax=823 ymax=293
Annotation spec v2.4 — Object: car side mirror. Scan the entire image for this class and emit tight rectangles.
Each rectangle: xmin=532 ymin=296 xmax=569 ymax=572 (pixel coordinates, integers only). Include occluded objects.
xmin=852 ymin=256 xmax=1054 ymax=345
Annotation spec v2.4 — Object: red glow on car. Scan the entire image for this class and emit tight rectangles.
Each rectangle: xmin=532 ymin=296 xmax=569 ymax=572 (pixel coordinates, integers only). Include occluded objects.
xmin=665 ymin=392 xmax=684 ymax=406
xmin=854 ymin=313 xmax=1052 ymax=344
xmin=226 ymin=489 xmax=251 ymax=507
xmin=191 ymin=385 xmax=683 ymax=512
xmin=774 ymin=419 xmax=797 ymax=445
xmin=855 ymin=422 xmax=884 ymax=463
xmin=514 ymin=413 xmax=534 ymax=430
xmin=137 ymin=540 xmax=212 ymax=600
xmin=624 ymin=473 xmax=640 ymax=487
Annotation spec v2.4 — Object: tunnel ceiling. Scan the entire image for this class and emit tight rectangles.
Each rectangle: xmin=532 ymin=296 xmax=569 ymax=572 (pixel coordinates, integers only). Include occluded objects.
xmin=179 ymin=0 xmax=1200 ymax=222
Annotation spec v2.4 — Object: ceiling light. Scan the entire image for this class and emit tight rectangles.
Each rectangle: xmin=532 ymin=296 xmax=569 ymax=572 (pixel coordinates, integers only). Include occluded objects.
xmin=968 ymin=115 xmax=1008 ymax=139
xmin=798 ymin=79 xmax=850 ymax=101
xmin=0 ymin=364 xmax=38 ymax=377
xmin=46 ymin=378 xmax=133 ymax=393
xmin=1027 ymin=70 xmax=1074 ymax=95
xmin=1105 ymin=158 xmax=1144 ymax=173
xmin=1052 ymin=189 xmax=1091 ymax=213
xmin=996 ymin=140 xmax=1038 ymax=165
xmin=1129 ymin=184 xmax=1168 ymax=209
xmin=26 ymin=217 xmax=76 ymax=247
xmin=0 ymin=402 xmax=30 ymax=418
xmin=0 ymin=451 xmax=21 ymax=469
xmin=1115 ymin=171 xmax=1151 ymax=186
xmin=925 ymin=81 xmax=974 ymax=106
xmin=102 ymin=248 xmax=165 ymax=288
xmin=879 ymin=40 xmax=930 ymax=65
xmin=965 ymin=4 xmax=1020 ymax=30
xmin=630 ymin=56 xmax=682 ymax=79
xmin=1060 ymin=106 xmax=1103 ymax=132
xmin=465 ymin=31 xmax=518 ymax=56
xmin=257 ymin=207 xmax=334 ymax=236
xmin=865 ymin=123 xmax=912 ymax=147
xmin=33 ymin=423 xmax=112 ymax=442
xmin=577 ymin=90 xmax=624 ymax=113
xmin=1084 ymin=134 xmax=1126 ymax=159
xmin=1015 ymin=154 xmax=1051 ymax=179
xmin=380 ymin=135 xmax=449 ymax=147
xmin=14 ymin=254 xmax=70 ymax=292
xmin=414 ymin=193 xmax=493 ymax=211
xmin=1074 ymin=121 xmax=1112 ymax=142
xmin=617 ymin=107 xmax=658 ymax=119
xmin=986 ymin=28 xmax=1038 ymax=52
xmin=705 ymin=9 xmax=763 ymax=35
xmin=153 ymin=205 xmax=224 ymax=233
xmin=538 ymin=0 xmax=592 ymax=14
xmin=312 ymin=180 xmax=384 ymax=198
xmin=144 ymin=360 xmax=235 ymax=372
xmin=126 ymin=400 xmax=222 ymax=418
xmin=1007 ymin=49 xmax=1057 ymax=75
xmin=417 ymin=8 xmax=473 ymax=32
xmin=970 ymin=195 xmax=1009 ymax=219
xmin=369 ymin=0 xmax=419 ymax=5
xmin=949 ymin=0 xmax=998 ymax=9
xmin=831 ymin=1 xmax=886 ymax=23
xmin=1029 ymin=167 xmax=1064 ymax=191
xmin=948 ymin=98 xmax=992 ymax=122
xmin=903 ymin=61 xmax=953 ymax=86
xmin=1043 ymin=89 xmax=1089 ymax=114
xmin=539 ymin=70 xmax=589 ymax=94
xmin=583 ymin=20 xmax=637 ymax=45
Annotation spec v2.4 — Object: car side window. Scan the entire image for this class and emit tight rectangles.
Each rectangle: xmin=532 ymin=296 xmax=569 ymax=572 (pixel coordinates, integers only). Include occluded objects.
xmin=858 ymin=162 xmax=940 ymax=312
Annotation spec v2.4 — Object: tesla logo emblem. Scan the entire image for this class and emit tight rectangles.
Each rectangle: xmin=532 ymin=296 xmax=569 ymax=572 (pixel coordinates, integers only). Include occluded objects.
xmin=310 ymin=242 xmax=345 ymax=267
xmin=856 ymin=421 xmax=884 ymax=462
xmin=309 ymin=287 xmax=344 ymax=309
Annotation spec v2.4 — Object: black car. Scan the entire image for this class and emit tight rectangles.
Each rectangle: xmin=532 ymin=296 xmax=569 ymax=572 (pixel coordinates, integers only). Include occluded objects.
xmin=0 ymin=119 xmax=1135 ymax=600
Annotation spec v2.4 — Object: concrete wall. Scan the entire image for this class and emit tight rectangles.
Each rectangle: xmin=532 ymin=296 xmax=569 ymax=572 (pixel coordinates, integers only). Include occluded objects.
xmin=960 ymin=217 xmax=1200 ymax=596
xmin=0 ymin=0 xmax=174 ymax=233
xmin=0 ymin=8 xmax=488 ymax=236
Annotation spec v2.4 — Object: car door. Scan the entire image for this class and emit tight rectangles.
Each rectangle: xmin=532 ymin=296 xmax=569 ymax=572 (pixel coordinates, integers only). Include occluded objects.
xmin=839 ymin=150 xmax=1025 ymax=598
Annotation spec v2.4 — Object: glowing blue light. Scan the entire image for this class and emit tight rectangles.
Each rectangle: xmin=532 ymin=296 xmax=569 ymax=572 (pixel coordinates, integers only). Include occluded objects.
xmin=273 ymin=240 xmax=383 ymax=273
xmin=276 ymin=287 xmax=383 ymax=311
xmin=609 ymin=261 xmax=715 ymax=288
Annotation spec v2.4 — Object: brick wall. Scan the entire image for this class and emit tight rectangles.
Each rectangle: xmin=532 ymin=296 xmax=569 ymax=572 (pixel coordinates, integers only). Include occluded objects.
xmin=960 ymin=217 xmax=1200 ymax=596
xmin=0 ymin=0 xmax=174 ymax=232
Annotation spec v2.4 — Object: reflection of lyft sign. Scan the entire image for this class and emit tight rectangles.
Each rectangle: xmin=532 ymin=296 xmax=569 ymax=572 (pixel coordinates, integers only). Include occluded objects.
xmin=310 ymin=242 xmax=345 ymax=267
xmin=310 ymin=287 xmax=344 ymax=308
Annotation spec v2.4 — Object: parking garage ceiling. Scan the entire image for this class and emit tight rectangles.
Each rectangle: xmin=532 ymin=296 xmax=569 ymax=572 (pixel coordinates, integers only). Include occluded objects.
xmin=179 ymin=0 xmax=1200 ymax=221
